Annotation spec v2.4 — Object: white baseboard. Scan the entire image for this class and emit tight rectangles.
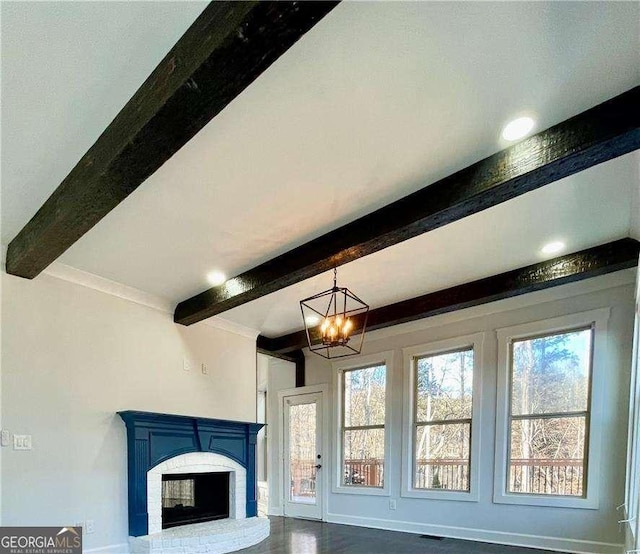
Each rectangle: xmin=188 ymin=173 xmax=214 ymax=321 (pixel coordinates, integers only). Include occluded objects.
xmin=84 ymin=542 xmax=129 ymax=553
xmin=324 ymin=513 xmax=623 ymax=554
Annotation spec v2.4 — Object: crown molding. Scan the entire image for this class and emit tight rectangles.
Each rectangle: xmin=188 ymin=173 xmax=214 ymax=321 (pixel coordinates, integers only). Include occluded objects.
xmin=42 ymin=262 xmax=174 ymax=314
xmin=201 ymin=316 xmax=260 ymax=340
xmin=39 ymin=261 xmax=260 ymax=339
xmin=6 ymin=247 xmax=633 ymax=345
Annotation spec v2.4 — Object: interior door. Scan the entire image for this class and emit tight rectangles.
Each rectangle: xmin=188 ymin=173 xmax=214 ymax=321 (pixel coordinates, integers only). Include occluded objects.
xmin=283 ymin=391 xmax=323 ymax=519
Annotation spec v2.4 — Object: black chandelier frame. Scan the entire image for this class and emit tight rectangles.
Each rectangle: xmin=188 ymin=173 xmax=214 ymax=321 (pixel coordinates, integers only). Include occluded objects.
xmin=299 ymin=268 xmax=369 ymax=359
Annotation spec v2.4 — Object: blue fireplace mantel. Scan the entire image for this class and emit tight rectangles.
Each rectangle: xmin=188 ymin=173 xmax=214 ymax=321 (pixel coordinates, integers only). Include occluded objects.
xmin=118 ymin=410 xmax=264 ymax=537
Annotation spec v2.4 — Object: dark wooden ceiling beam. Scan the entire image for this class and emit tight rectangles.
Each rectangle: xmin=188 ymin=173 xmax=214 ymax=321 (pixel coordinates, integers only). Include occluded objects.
xmin=257 ymin=238 xmax=640 ymax=355
xmin=175 ymin=86 xmax=640 ymax=325
xmin=6 ymin=1 xmax=340 ymax=279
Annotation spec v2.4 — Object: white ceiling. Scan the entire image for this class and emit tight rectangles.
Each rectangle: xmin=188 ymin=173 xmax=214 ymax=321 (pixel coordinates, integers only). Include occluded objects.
xmin=1 ymin=1 xmax=639 ymax=336
xmin=223 ymin=152 xmax=637 ymax=335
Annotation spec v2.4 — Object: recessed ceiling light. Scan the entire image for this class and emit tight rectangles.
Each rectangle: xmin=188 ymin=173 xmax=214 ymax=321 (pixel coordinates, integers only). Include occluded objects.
xmin=305 ymin=315 xmax=320 ymax=326
xmin=501 ymin=116 xmax=535 ymax=141
xmin=541 ymin=241 xmax=565 ymax=255
xmin=206 ymin=270 xmax=226 ymax=286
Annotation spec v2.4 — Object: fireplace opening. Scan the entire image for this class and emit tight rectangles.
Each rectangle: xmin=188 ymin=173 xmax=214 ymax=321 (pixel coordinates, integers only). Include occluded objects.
xmin=162 ymin=472 xmax=230 ymax=529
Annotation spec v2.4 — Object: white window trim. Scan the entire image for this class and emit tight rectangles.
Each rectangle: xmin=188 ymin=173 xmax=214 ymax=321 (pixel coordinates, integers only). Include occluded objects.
xmin=332 ymin=350 xmax=393 ymax=496
xmin=400 ymin=333 xmax=484 ymax=502
xmin=624 ymin=278 xmax=640 ymax=542
xmin=493 ymin=308 xmax=609 ymax=510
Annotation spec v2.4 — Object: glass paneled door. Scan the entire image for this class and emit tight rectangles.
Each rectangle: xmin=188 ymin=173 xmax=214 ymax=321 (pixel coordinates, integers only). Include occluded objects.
xmin=283 ymin=392 xmax=323 ymax=519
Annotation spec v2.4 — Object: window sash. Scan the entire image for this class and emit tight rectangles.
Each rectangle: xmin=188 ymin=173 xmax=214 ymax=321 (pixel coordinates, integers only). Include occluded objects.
xmin=506 ymin=327 xmax=594 ymax=498
xmin=413 ymin=347 xmax=474 ymax=424
xmin=415 ymin=417 xmax=471 ymax=426
xmin=506 ymin=414 xmax=589 ymax=498
xmin=340 ymin=427 xmax=385 ymax=488
xmin=511 ymin=410 xmax=588 ymax=421
xmin=412 ymin=347 xmax=474 ymax=492
xmin=341 ymin=363 xmax=386 ymax=428
xmin=413 ymin=419 xmax=472 ymax=492
xmin=340 ymin=363 xmax=387 ymax=489
xmin=343 ymin=424 xmax=385 ymax=431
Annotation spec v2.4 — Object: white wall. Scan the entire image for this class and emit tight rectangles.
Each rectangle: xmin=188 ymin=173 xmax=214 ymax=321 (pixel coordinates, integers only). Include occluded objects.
xmin=264 ymin=356 xmax=295 ymax=516
xmin=1 ymin=271 xmax=257 ymax=551
xmin=305 ymin=271 xmax=636 ymax=553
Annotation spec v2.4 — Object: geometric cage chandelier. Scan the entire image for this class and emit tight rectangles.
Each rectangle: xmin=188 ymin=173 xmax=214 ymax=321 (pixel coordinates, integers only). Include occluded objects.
xmin=300 ymin=268 xmax=369 ymax=359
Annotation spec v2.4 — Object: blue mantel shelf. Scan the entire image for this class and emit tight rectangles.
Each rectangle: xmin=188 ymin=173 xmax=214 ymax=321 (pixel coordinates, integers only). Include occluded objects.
xmin=118 ymin=410 xmax=264 ymax=537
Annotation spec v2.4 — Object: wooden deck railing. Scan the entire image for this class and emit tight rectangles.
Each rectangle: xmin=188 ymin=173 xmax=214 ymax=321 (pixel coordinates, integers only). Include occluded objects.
xmin=415 ymin=459 xmax=469 ymax=491
xmin=344 ymin=459 xmax=384 ymax=487
xmin=292 ymin=458 xmax=584 ymax=496
xmin=509 ymin=458 xmax=584 ymax=496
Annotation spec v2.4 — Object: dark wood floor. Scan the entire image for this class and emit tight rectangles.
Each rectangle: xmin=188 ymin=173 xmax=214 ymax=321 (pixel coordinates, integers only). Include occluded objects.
xmin=239 ymin=517 xmax=559 ymax=554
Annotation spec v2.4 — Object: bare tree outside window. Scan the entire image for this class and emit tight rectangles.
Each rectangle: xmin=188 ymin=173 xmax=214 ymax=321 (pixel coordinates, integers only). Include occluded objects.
xmin=341 ymin=364 xmax=386 ymax=487
xmin=508 ymin=327 xmax=593 ymax=497
xmin=413 ymin=348 xmax=474 ymax=491
xmin=288 ymin=402 xmax=317 ymax=503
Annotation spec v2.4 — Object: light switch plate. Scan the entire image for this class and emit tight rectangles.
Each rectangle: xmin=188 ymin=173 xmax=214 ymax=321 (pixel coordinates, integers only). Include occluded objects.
xmin=201 ymin=363 xmax=208 ymax=375
xmin=183 ymin=358 xmax=191 ymax=372
xmin=86 ymin=520 xmax=95 ymax=534
xmin=1 ymin=430 xmax=10 ymax=447
xmin=13 ymin=434 xmax=32 ymax=450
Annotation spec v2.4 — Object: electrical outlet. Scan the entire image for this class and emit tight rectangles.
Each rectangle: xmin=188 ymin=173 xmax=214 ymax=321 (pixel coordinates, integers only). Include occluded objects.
xmin=1 ymin=430 xmax=10 ymax=447
xmin=13 ymin=434 xmax=32 ymax=450
xmin=86 ymin=520 xmax=95 ymax=534
xmin=183 ymin=358 xmax=191 ymax=372
xmin=389 ymin=498 xmax=397 ymax=510
xmin=201 ymin=363 xmax=208 ymax=375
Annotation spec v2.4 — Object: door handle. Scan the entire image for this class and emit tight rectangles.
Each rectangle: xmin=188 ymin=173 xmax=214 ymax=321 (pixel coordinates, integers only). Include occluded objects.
xmin=315 ymin=464 xmax=322 ymax=469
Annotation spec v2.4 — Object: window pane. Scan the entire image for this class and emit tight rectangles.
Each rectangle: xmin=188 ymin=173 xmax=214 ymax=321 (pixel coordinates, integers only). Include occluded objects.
xmin=416 ymin=349 xmax=473 ymax=422
xmin=415 ymin=422 xmax=470 ymax=491
xmin=344 ymin=365 xmax=386 ymax=427
xmin=343 ymin=428 xmax=384 ymax=487
xmin=508 ymin=416 xmax=586 ymax=496
xmin=288 ymin=402 xmax=317 ymax=504
xmin=511 ymin=329 xmax=592 ymax=416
